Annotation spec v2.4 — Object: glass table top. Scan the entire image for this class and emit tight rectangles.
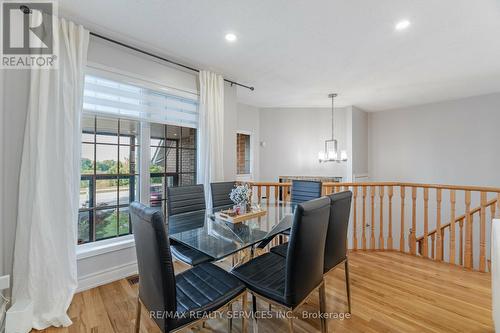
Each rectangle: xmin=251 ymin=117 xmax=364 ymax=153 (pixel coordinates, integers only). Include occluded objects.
xmin=168 ymin=201 xmax=296 ymax=260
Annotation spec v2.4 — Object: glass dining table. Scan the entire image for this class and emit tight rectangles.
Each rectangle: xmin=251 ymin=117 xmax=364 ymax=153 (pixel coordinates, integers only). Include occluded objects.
xmin=168 ymin=201 xmax=296 ymax=261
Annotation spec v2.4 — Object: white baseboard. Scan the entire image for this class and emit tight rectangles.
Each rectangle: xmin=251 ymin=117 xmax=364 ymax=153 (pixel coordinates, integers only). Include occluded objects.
xmin=77 ymin=261 xmax=138 ymax=293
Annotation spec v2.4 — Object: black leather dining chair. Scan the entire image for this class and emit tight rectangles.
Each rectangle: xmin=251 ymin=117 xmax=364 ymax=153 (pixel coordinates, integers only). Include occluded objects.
xmin=231 ymin=197 xmax=331 ymax=332
xmin=290 ymin=180 xmax=322 ymax=204
xmin=210 ymin=181 xmax=236 ymax=211
xmin=130 ymin=202 xmax=247 ymax=333
xmin=281 ymin=180 xmax=323 ymax=237
xmin=166 ymin=184 xmax=214 ymax=266
xmin=271 ymin=191 xmax=353 ymax=313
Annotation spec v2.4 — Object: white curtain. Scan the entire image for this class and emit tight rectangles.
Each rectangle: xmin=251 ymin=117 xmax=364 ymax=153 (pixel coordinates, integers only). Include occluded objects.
xmin=12 ymin=18 xmax=89 ymax=330
xmin=197 ymin=71 xmax=225 ymax=206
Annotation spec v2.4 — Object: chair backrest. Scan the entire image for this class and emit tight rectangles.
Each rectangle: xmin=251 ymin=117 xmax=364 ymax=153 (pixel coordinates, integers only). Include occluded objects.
xmin=285 ymin=197 xmax=330 ymax=307
xmin=324 ymin=191 xmax=353 ymax=273
xmin=130 ymin=202 xmax=176 ymax=331
xmin=166 ymin=184 xmax=206 ymax=217
xmin=291 ymin=180 xmax=322 ymax=204
xmin=210 ymin=181 xmax=236 ymax=210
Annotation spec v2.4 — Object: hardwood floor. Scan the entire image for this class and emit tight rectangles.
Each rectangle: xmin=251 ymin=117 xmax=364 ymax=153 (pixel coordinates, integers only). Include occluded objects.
xmin=35 ymin=251 xmax=493 ymax=333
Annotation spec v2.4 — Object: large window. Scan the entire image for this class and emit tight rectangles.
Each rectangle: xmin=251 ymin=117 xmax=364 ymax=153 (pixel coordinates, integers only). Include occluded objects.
xmin=79 ymin=115 xmax=139 ymax=244
xmin=150 ymin=123 xmax=197 ymax=217
xmin=78 ymin=72 xmax=199 ymax=244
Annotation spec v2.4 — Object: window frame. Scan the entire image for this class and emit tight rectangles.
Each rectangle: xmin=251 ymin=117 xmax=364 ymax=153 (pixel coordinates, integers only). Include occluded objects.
xmin=78 ymin=67 xmax=199 ymax=246
xmin=236 ymin=130 xmax=253 ymax=178
xmin=79 ymin=115 xmax=140 ymax=244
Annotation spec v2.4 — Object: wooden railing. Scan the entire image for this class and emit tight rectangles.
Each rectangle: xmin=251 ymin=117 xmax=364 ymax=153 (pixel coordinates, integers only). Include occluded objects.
xmin=247 ymin=181 xmax=500 ymax=272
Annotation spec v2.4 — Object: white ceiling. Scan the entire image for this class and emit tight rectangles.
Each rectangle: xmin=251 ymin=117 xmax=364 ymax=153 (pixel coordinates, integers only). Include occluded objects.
xmin=59 ymin=0 xmax=500 ymax=111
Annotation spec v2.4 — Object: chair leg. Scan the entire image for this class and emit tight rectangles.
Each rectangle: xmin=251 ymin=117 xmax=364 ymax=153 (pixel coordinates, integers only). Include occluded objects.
xmin=345 ymin=259 xmax=352 ymax=314
xmin=242 ymin=294 xmax=248 ymax=333
xmin=252 ymin=294 xmax=258 ymax=333
xmin=135 ymin=298 xmax=141 ymax=333
xmin=319 ymin=284 xmax=327 ymax=333
xmin=287 ymin=317 xmax=293 ymax=333
xmin=228 ymin=302 xmax=233 ymax=332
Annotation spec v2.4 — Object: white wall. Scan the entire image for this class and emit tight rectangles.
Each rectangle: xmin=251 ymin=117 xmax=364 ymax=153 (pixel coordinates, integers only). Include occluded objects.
xmin=87 ymin=36 xmax=198 ymax=94
xmin=259 ymin=107 xmax=350 ymax=182
xmin=352 ymin=106 xmax=369 ymax=180
xmin=236 ymin=103 xmax=260 ymax=181
xmin=368 ymin=92 xmax=500 ymax=187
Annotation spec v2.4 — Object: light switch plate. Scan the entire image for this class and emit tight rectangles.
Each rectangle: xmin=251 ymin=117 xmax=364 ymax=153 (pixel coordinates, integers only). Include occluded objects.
xmin=0 ymin=275 xmax=9 ymax=290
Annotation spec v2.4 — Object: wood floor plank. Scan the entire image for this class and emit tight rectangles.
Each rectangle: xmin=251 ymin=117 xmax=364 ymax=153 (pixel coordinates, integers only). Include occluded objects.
xmin=33 ymin=251 xmax=493 ymax=333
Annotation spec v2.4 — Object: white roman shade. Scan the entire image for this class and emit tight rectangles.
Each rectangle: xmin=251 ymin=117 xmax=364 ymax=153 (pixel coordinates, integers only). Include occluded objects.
xmin=83 ymin=74 xmax=199 ymax=128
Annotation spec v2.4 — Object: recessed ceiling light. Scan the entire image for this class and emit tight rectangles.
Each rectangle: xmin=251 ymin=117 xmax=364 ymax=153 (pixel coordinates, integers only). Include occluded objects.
xmin=225 ymin=33 xmax=237 ymax=42
xmin=395 ymin=20 xmax=411 ymax=31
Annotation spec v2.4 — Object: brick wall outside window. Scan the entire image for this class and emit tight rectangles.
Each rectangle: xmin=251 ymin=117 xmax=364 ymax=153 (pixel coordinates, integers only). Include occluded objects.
xmin=237 ymin=133 xmax=251 ymax=174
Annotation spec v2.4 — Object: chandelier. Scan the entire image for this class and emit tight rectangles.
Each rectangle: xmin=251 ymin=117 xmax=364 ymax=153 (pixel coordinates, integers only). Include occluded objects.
xmin=318 ymin=93 xmax=348 ymax=163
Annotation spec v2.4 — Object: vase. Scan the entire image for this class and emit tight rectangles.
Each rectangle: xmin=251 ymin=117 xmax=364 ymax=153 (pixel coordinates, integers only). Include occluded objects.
xmin=238 ymin=202 xmax=248 ymax=214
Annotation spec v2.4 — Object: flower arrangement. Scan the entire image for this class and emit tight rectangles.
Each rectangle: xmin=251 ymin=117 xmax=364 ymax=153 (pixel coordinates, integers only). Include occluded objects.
xmin=230 ymin=184 xmax=251 ymax=206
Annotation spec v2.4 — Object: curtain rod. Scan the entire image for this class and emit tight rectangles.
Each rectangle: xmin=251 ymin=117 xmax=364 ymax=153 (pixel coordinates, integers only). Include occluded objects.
xmin=89 ymin=32 xmax=255 ymax=91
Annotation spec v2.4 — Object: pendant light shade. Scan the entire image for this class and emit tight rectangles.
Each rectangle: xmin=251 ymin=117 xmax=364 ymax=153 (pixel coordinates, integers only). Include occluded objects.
xmin=318 ymin=93 xmax=348 ymax=163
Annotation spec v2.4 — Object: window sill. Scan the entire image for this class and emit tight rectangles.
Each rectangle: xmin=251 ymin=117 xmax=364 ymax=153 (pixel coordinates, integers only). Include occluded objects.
xmin=76 ymin=235 xmax=135 ymax=260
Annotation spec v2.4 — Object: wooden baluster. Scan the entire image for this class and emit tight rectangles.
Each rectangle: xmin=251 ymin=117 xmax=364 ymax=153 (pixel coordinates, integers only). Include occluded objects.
xmin=411 ymin=187 xmax=417 ymax=255
xmin=423 ymin=188 xmax=429 ymax=258
xmin=388 ymin=186 xmax=394 ymax=250
xmin=400 ymin=186 xmax=406 ymax=252
xmin=459 ymin=218 xmax=464 ymax=265
xmin=257 ymin=186 xmax=262 ymax=204
xmin=450 ymin=190 xmax=456 ymax=265
xmin=353 ymin=186 xmax=358 ymax=251
xmin=344 ymin=185 xmax=349 ymax=192
xmin=491 ymin=201 xmax=497 ymax=222
xmin=436 ymin=189 xmax=442 ymax=261
xmin=371 ymin=186 xmax=376 ymax=250
xmin=480 ymin=192 xmax=487 ymax=272
xmin=266 ymin=186 xmax=270 ymax=203
xmin=431 ymin=233 xmax=435 ymax=259
xmin=491 ymin=199 xmax=497 ymax=272
xmin=362 ymin=186 xmax=367 ymax=250
xmin=497 ymin=193 xmax=500 ymax=218
xmin=441 ymin=228 xmax=445 ymax=258
xmin=379 ymin=186 xmax=385 ymax=250
xmin=274 ymin=185 xmax=279 ymax=203
xmin=464 ymin=191 xmax=472 ymax=269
